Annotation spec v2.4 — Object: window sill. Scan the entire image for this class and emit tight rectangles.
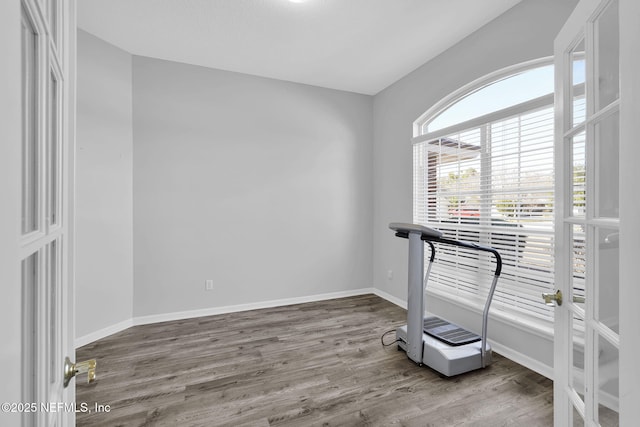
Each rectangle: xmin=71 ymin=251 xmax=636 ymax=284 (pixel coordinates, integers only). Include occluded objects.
xmin=426 ymin=287 xmax=555 ymax=341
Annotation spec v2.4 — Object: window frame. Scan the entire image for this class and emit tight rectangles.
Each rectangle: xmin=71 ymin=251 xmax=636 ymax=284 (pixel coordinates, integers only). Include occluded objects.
xmin=412 ymin=57 xmax=558 ymax=333
xmin=414 ymin=57 xmax=554 ymax=137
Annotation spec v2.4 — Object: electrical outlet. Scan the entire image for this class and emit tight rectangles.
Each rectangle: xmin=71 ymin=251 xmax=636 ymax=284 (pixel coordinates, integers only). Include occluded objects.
xmin=205 ymin=279 xmax=214 ymax=291
xmin=387 ymin=270 xmax=393 ymax=280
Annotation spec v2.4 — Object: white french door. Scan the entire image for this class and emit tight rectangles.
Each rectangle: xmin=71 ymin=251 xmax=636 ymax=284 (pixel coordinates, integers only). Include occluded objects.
xmin=554 ymin=0 xmax=621 ymax=425
xmin=19 ymin=0 xmax=76 ymax=426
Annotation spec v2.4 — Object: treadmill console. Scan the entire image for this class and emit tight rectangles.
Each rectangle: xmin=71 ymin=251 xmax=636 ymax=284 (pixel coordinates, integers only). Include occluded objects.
xmin=388 ymin=222 xmax=443 ymax=240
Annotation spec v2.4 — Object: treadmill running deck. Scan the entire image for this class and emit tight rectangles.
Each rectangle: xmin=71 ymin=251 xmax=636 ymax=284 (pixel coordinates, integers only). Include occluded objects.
xmin=423 ymin=316 xmax=481 ymax=347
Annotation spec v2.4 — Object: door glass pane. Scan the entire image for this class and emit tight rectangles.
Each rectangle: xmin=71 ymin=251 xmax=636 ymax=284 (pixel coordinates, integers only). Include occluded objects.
xmin=571 ymin=39 xmax=586 ymax=127
xmin=572 ymin=132 xmax=586 ymax=218
xmin=22 ymin=252 xmax=39 ymax=405
xmin=594 ymin=111 xmax=619 ymax=218
xmin=48 ymin=0 xmax=59 ymax=49
xmin=595 ymin=0 xmax=619 ymax=111
xmin=573 ymin=404 xmax=584 ymax=427
xmin=21 ymin=10 xmax=39 ymax=235
xmin=596 ymin=335 xmax=619 ymax=426
xmin=48 ymin=70 xmax=60 ymax=226
xmin=572 ymin=224 xmax=586 ymax=302
xmin=597 ymin=227 xmax=619 ymax=332
xmin=572 ymin=313 xmax=586 ymax=398
xmin=570 ymin=224 xmax=586 ymax=407
xmin=48 ymin=241 xmax=59 ymax=385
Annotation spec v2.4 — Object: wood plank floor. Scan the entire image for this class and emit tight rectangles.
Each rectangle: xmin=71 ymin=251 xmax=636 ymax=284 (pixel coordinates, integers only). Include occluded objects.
xmin=76 ymin=295 xmax=553 ymax=426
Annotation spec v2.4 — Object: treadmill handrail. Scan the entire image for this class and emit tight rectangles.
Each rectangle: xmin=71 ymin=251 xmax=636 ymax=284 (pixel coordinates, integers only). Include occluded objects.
xmin=392 ymin=233 xmax=502 ymax=278
xmin=392 ymin=225 xmax=503 ymax=368
xmin=427 ymin=236 xmax=502 ymax=277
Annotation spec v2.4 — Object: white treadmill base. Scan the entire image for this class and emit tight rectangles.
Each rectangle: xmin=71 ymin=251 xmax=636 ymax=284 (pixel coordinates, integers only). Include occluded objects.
xmin=396 ymin=324 xmax=492 ymax=377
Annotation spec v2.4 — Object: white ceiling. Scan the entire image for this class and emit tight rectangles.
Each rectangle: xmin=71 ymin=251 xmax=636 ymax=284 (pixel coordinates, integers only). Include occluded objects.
xmin=78 ymin=0 xmax=522 ymax=95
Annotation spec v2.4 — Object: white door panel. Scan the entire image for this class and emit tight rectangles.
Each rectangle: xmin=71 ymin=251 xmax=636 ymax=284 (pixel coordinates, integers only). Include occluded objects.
xmin=554 ymin=0 xmax=621 ymax=425
xmin=12 ymin=0 xmax=76 ymax=426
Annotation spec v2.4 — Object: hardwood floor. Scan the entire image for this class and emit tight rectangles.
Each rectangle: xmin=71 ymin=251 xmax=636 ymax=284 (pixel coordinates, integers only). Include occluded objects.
xmin=76 ymin=295 xmax=553 ymax=426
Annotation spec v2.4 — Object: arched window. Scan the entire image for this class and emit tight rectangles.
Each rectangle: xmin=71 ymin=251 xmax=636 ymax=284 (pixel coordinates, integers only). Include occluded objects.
xmin=412 ymin=58 xmax=583 ymax=323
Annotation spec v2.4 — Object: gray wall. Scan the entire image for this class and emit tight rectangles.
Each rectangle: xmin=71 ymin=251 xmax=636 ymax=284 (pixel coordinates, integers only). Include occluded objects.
xmin=372 ymin=0 xmax=578 ymax=374
xmin=132 ymin=57 xmax=373 ymax=317
xmin=76 ymin=30 xmax=134 ymax=338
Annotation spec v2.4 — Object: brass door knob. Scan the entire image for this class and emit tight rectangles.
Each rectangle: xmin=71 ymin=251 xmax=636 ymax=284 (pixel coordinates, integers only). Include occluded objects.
xmin=63 ymin=357 xmax=96 ymax=388
xmin=542 ymin=290 xmax=563 ymax=306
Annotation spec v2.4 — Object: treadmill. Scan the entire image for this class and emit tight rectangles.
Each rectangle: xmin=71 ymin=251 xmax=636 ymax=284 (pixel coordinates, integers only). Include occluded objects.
xmin=389 ymin=222 xmax=502 ymax=376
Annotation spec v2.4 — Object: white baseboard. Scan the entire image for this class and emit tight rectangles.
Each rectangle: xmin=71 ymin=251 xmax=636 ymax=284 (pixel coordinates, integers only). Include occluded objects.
xmin=75 ymin=318 xmax=134 ymax=348
xmin=372 ymin=288 xmax=407 ymax=310
xmin=133 ymin=288 xmax=375 ymax=326
xmin=488 ymin=340 xmax=553 ymax=379
xmin=75 ymin=288 xmax=374 ymax=348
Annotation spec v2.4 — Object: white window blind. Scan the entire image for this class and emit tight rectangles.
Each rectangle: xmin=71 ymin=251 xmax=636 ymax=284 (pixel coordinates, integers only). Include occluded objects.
xmin=413 ymin=102 xmax=556 ymax=322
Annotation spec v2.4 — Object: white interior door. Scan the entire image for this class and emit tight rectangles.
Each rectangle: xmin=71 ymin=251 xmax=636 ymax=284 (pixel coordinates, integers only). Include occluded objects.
xmin=554 ymin=0 xmax=621 ymax=425
xmin=19 ymin=0 xmax=76 ymax=426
